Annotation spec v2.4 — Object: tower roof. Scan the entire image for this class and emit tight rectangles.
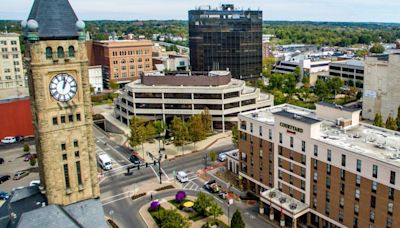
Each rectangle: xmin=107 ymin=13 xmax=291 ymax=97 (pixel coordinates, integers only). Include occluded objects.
xmin=27 ymin=0 xmax=81 ymax=39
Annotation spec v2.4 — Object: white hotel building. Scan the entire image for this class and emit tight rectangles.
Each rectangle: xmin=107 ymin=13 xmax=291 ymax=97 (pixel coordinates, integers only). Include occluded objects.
xmin=238 ymin=102 xmax=400 ymax=228
xmin=114 ymin=71 xmax=273 ymax=131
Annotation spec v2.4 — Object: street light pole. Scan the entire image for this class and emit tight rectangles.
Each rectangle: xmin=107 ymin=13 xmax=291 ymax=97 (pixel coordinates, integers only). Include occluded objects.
xmin=158 ymin=150 xmax=162 ymax=184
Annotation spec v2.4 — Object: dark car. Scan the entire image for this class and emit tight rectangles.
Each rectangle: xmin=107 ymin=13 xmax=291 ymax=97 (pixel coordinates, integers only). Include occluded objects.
xmin=203 ymin=180 xmax=220 ymax=193
xmin=0 ymin=175 xmax=10 ymax=184
xmin=15 ymin=136 xmax=24 ymax=142
xmin=129 ymin=155 xmax=141 ymax=165
xmin=0 ymin=158 xmax=4 ymax=164
xmin=0 ymin=191 xmax=9 ymax=200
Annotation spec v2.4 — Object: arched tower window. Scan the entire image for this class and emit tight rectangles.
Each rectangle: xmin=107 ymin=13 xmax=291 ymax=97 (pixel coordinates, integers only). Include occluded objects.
xmin=57 ymin=47 xmax=64 ymax=58
xmin=121 ymin=59 xmax=126 ymax=64
xmin=68 ymin=46 xmax=75 ymax=57
xmin=45 ymin=47 xmax=52 ymax=59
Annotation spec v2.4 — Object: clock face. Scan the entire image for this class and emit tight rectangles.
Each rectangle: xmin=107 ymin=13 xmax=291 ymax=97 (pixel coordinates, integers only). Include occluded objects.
xmin=49 ymin=73 xmax=77 ymax=102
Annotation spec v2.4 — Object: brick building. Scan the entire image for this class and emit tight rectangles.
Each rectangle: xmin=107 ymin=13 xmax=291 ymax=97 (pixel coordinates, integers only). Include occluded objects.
xmin=0 ymin=97 xmax=33 ymax=139
xmin=87 ymin=40 xmax=153 ymax=88
xmin=238 ymin=102 xmax=400 ymax=228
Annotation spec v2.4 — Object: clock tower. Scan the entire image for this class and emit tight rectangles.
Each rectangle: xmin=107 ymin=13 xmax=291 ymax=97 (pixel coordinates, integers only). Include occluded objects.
xmin=24 ymin=0 xmax=100 ymax=205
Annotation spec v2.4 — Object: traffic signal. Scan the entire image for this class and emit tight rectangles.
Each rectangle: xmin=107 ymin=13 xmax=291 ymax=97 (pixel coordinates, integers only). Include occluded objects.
xmin=146 ymin=162 xmax=148 ymax=167
xmin=153 ymin=160 xmax=156 ymax=166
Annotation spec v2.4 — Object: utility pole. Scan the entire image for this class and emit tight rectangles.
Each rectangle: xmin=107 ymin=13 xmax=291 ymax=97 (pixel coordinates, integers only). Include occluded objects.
xmin=158 ymin=150 xmax=162 ymax=184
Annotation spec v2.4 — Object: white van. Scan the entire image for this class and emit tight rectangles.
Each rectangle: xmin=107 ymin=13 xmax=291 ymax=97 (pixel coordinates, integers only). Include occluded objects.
xmin=1 ymin=136 xmax=16 ymax=144
xmin=97 ymin=153 xmax=112 ymax=170
xmin=176 ymin=171 xmax=189 ymax=183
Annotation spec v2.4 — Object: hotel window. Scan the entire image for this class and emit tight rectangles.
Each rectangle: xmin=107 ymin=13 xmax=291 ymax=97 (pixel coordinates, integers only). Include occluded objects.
xmin=354 ymin=202 xmax=359 ymax=215
xmin=370 ymin=209 xmax=375 ymax=222
xmin=340 ymin=183 xmax=345 ymax=194
xmin=259 ymin=126 xmax=262 ymax=137
xmin=340 ymin=195 xmax=344 ymax=208
xmin=290 ymin=162 xmax=293 ymax=172
xmin=372 ymin=181 xmax=377 ymax=193
xmin=371 ymin=195 xmax=376 ymax=208
xmin=313 ymin=159 xmax=317 ymax=169
xmin=313 ymin=171 xmax=317 ymax=182
xmin=356 ymin=159 xmax=362 ymax=172
xmin=52 ymin=117 xmax=58 ymax=125
xmin=290 ymin=137 xmax=293 ymax=148
xmin=327 ymin=149 xmax=331 ymax=162
xmin=341 ymin=154 xmax=346 ymax=167
xmin=63 ymin=164 xmax=70 ymax=189
xmin=301 ymin=180 xmax=305 ymax=190
xmin=339 ymin=209 xmax=344 ymax=222
xmin=289 ymin=150 xmax=293 ymax=160
xmin=326 ymin=191 xmax=330 ymax=202
xmin=355 ymin=187 xmax=360 ymax=200
xmin=313 ymin=198 xmax=317 ymax=208
xmin=289 ymin=175 xmax=293 ymax=185
xmin=289 ymin=187 xmax=293 ymax=196
xmin=279 ymin=133 xmax=282 ymax=144
xmin=313 ymin=145 xmax=318 ymax=157
xmin=268 ymin=129 xmax=272 ymax=140
xmin=301 ymin=154 xmax=306 ymax=165
xmin=326 ymin=164 xmax=331 ymax=175
xmin=250 ymin=123 xmax=253 ymax=133
xmin=301 ymin=141 xmax=305 ymax=152
xmin=326 ymin=176 xmax=331 ymax=189
xmin=390 ymin=171 xmax=396 ymax=185
xmin=340 ymin=169 xmax=345 ymax=181
xmin=387 ymin=216 xmax=393 ymax=228
xmin=389 ymin=187 xmax=394 ymax=200
xmin=278 ymin=158 xmax=282 ymax=167
xmin=259 ymin=148 xmax=263 ymax=158
xmin=76 ymin=161 xmax=83 ymax=186
xmin=313 ymin=184 xmax=317 ymax=195
xmin=372 ymin=165 xmax=378 ymax=178
xmin=356 ymin=175 xmax=361 ymax=186
xmin=301 ymin=167 xmax=305 ymax=177
xmin=278 ymin=170 xmax=283 ymax=179
xmin=388 ymin=201 xmax=393 ymax=214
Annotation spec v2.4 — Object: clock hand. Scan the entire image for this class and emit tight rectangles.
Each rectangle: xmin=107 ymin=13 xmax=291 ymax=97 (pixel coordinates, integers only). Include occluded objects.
xmin=63 ymin=76 xmax=67 ymax=90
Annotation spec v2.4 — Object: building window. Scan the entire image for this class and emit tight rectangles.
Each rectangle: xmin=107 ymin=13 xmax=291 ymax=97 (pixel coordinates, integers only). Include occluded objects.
xmin=313 ymin=184 xmax=317 ymax=195
xmin=259 ymin=126 xmax=262 ymax=137
xmin=290 ymin=137 xmax=293 ymax=148
xmin=372 ymin=165 xmax=378 ymax=178
xmin=313 ymin=198 xmax=317 ymax=208
xmin=278 ymin=158 xmax=282 ymax=167
xmin=301 ymin=154 xmax=306 ymax=165
xmin=389 ymin=187 xmax=394 ymax=200
xmin=356 ymin=175 xmax=361 ymax=186
xmin=314 ymin=145 xmax=318 ymax=156
xmin=52 ymin=117 xmax=58 ymax=125
xmin=57 ymin=46 xmax=64 ymax=58
xmin=340 ymin=195 xmax=344 ymax=208
xmin=289 ymin=150 xmax=293 ymax=160
xmin=301 ymin=167 xmax=305 ymax=177
xmin=354 ymin=202 xmax=359 ymax=215
xmin=341 ymin=154 xmax=346 ymax=167
xmin=326 ymin=176 xmax=331 ymax=189
xmin=301 ymin=141 xmax=305 ymax=152
xmin=388 ymin=201 xmax=393 ymax=214
xmin=371 ymin=181 xmax=377 ymax=193
xmin=387 ymin=216 xmax=393 ymax=228
xmin=68 ymin=46 xmax=75 ymax=57
xmin=340 ymin=169 xmax=345 ymax=181
xmin=356 ymin=159 xmax=362 ymax=172
xmin=327 ymin=149 xmax=331 ymax=162
xmin=68 ymin=114 xmax=73 ymax=122
xmin=390 ymin=171 xmax=396 ymax=185
xmin=290 ymin=162 xmax=294 ymax=172
xmin=75 ymin=151 xmax=79 ymax=158
xmin=313 ymin=159 xmax=317 ymax=169
xmin=340 ymin=183 xmax=345 ymax=194
xmin=63 ymin=164 xmax=70 ymax=189
xmin=46 ymin=47 xmax=52 ymax=59
xmin=269 ymin=129 xmax=272 ymax=140
xmin=279 ymin=133 xmax=282 ymax=144
xmin=355 ymin=187 xmax=360 ymax=200
xmin=62 ymin=154 xmax=67 ymax=161
xmin=371 ymin=195 xmax=376 ymax=208
xmin=250 ymin=123 xmax=253 ymax=133
xmin=339 ymin=209 xmax=344 ymax=222
xmin=313 ymin=171 xmax=317 ymax=182
xmin=73 ymin=140 xmax=78 ymax=148
xmin=76 ymin=113 xmax=81 ymax=121
xmin=61 ymin=115 xmax=66 ymax=123
xmin=61 ymin=143 xmax=66 ymax=151
xmin=370 ymin=209 xmax=375 ymax=222
xmin=326 ymin=191 xmax=330 ymax=202
xmin=76 ymin=161 xmax=83 ymax=186
xmin=326 ymin=164 xmax=331 ymax=175
xmin=279 ymin=170 xmax=283 ymax=179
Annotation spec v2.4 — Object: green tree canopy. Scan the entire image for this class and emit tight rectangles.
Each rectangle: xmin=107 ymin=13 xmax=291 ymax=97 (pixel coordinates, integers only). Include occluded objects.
xmin=170 ymin=116 xmax=189 ymax=151
xmin=208 ymin=201 xmax=223 ymax=221
xmin=231 ymin=209 xmax=245 ymax=228
xmin=373 ymin=113 xmax=384 ymax=127
xmin=231 ymin=124 xmax=239 ymax=148
xmin=193 ymin=192 xmax=213 ymax=216
xmin=293 ymin=66 xmax=302 ymax=82
xmin=201 ymin=107 xmax=212 ymax=134
xmin=386 ymin=114 xmax=398 ymax=131
xmin=188 ymin=114 xmax=206 ymax=146
xmin=109 ymin=80 xmax=119 ymax=91
xmin=369 ymin=43 xmax=385 ymax=54
xmin=326 ymin=77 xmax=344 ymax=97
xmin=129 ymin=116 xmax=147 ymax=153
xmin=355 ymin=49 xmax=369 ymax=57
xmin=314 ymin=79 xmax=329 ymax=101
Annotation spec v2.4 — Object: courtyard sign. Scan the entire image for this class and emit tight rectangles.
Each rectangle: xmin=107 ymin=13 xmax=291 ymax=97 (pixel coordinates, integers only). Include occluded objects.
xmin=280 ymin=122 xmax=303 ymax=133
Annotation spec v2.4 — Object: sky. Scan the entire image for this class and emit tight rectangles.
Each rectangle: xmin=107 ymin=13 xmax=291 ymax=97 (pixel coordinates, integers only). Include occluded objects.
xmin=1 ymin=0 xmax=400 ymax=23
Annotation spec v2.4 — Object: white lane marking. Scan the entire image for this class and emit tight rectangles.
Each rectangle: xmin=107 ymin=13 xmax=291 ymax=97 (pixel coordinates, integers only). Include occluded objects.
xmin=160 ymin=168 xmax=170 ymax=180
xmin=96 ymin=137 xmax=130 ymax=164
xmin=150 ymin=166 xmax=160 ymax=181
xmin=102 ymin=191 xmax=131 ymax=201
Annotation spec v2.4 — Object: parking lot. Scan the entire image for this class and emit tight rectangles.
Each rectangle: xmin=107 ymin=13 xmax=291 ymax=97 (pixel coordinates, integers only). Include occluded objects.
xmin=0 ymin=141 xmax=39 ymax=192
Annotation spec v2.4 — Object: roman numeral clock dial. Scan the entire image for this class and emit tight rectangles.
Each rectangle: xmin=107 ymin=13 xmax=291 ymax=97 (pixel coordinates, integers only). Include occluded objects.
xmin=49 ymin=73 xmax=77 ymax=102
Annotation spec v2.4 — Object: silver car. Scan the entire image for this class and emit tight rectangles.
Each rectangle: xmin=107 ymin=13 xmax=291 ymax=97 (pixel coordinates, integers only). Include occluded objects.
xmin=13 ymin=171 xmax=29 ymax=180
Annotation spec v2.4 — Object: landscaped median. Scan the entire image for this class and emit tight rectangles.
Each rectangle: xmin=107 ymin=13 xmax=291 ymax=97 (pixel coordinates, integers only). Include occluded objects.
xmin=142 ymin=190 xmax=229 ymax=228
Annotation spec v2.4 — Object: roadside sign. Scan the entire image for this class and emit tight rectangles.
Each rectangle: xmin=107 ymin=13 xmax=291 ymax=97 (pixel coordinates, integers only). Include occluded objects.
xmin=228 ymin=199 xmax=234 ymax=205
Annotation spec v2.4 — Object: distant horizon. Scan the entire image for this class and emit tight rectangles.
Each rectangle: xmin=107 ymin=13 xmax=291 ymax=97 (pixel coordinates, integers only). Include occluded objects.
xmin=1 ymin=0 xmax=400 ymax=23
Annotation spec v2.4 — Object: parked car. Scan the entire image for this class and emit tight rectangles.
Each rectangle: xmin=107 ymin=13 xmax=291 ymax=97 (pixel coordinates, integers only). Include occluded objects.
xmin=176 ymin=171 xmax=189 ymax=183
xmin=218 ymin=153 xmax=227 ymax=162
xmin=204 ymin=180 xmax=220 ymax=193
xmin=0 ymin=175 xmax=10 ymax=184
xmin=1 ymin=136 xmax=16 ymax=144
xmin=15 ymin=136 xmax=24 ymax=142
xmin=0 ymin=158 xmax=4 ymax=164
xmin=29 ymin=180 xmax=40 ymax=187
xmin=0 ymin=191 xmax=9 ymax=200
xmin=13 ymin=171 xmax=29 ymax=180
xmin=129 ymin=154 xmax=141 ymax=165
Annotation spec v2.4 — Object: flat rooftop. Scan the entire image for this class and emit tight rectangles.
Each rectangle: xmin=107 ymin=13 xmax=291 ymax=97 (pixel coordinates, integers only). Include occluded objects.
xmin=331 ymin=59 xmax=364 ymax=67
xmin=241 ymin=104 xmax=400 ymax=167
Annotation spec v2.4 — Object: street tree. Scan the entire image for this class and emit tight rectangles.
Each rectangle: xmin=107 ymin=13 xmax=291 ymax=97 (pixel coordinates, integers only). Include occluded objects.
xmin=188 ymin=114 xmax=206 ymax=148
xmin=193 ymin=192 xmax=213 ymax=216
xmin=386 ymin=114 xmax=398 ymax=131
xmin=153 ymin=208 xmax=190 ymax=228
xmin=129 ymin=116 xmax=147 ymax=156
xmin=355 ymin=49 xmax=369 ymax=57
xmin=201 ymin=107 xmax=213 ymax=134
xmin=154 ymin=120 xmax=166 ymax=150
xmin=293 ymin=66 xmax=301 ymax=82
xmin=170 ymin=116 xmax=189 ymax=154
xmin=146 ymin=122 xmax=156 ymax=140
xmin=209 ymin=151 xmax=217 ymax=162
xmin=231 ymin=209 xmax=245 ymax=228
xmin=231 ymin=124 xmax=239 ymax=147
xmin=369 ymin=43 xmax=385 ymax=54
xmin=326 ymin=77 xmax=344 ymax=99
xmin=314 ymin=79 xmax=329 ymax=101
xmin=373 ymin=113 xmax=384 ymax=127
xmin=23 ymin=144 xmax=30 ymax=152
xmin=208 ymin=201 xmax=223 ymax=222
xmin=109 ymin=80 xmax=119 ymax=91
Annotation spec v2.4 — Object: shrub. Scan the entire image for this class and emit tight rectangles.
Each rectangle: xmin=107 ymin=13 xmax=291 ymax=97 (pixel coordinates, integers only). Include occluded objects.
xmin=23 ymin=144 xmax=30 ymax=152
xmin=175 ymin=191 xmax=186 ymax=202
xmin=155 ymin=185 xmax=174 ymax=191
xmin=149 ymin=200 xmax=161 ymax=211
xmin=29 ymin=158 xmax=36 ymax=167
xmin=209 ymin=151 xmax=217 ymax=162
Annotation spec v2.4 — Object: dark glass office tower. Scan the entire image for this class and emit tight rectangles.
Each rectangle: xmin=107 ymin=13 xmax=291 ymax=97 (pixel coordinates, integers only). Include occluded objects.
xmin=189 ymin=4 xmax=262 ymax=80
